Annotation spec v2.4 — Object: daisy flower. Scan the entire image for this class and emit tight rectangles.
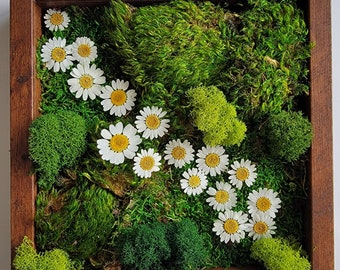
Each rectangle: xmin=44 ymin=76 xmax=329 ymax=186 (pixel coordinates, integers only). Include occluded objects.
xmin=212 ymin=210 xmax=248 ymax=244
xmin=67 ymin=63 xmax=106 ymax=101
xmin=97 ymin=122 xmax=141 ymax=165
xmin=246 ymin=212 xmax=277 ymax=240
xmin=196 ymin=145 xmax=229 ymax=176
xmin=71 ymin=37 xmax=98 ymax=65
xmin=41 ymin=37 xmax=74 ymax=72
xmin=164 ymin=139 xmax=195 ymax=168
xmin=100 ymin=79 xmax=137 ymax=117
xmin=133 ymin=148 xmax=162 ymax=178
xmin=44 ymin=8 xmax=70 ymax=31
xmin=247 ymin=188 xmax=282 ymax=218
xmin=180 ymin=168 xmax=208 ymax=196
xmin=206 ymin=181 xmax=237 ymax=211
xmin=135 ymin=106 xmax=170 ymax=139
xmin=228 ymin=159 xmax=257 ymax=189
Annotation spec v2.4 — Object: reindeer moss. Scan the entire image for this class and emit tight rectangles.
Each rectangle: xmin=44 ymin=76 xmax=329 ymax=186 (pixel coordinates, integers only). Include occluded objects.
xmin=118 ymin=219 xmax=208 ymax=270
xmin=251 ymin=238 xmax=311 ymax=270
xmin=13 ymin=236 xmax=79 ymax=270
xmin=187 ymin=85 xmax=246 ymax=147
xmin=262 ymin=111 xmax=313 ymax=161
xmin=28 ymin=110 xmax=86 ymax=190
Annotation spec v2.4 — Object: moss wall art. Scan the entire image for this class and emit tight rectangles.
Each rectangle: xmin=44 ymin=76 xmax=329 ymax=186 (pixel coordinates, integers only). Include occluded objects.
xmin=14 ymin=0 xmax=313 ymax=269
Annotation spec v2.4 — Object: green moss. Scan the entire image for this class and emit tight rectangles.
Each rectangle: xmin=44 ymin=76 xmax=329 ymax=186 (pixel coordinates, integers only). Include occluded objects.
xmin=119 ymin=222 xmax=171 ymax=270
xmin=35 ymin=180 xmax=116 ymax=261
xmin=13 ymin=236 xmax=79 ymax=270
xmin=118 ymin=219 xmax=208 ymax=270
xmin=251 ymin=238 xmax=311 ymax=270
xmin=103 ymin=0 xmax=227 ymax=92
xmin=187 ymin=85 xmax=246 ymax=147
xmin=165 ymin=218 xmax=209 ymax=270
xmin=28 ymin=110 xmax=87 ymax=189
xmin=219 ymin=0 xmax=310 ymax=119
xmin=262 ymin=111 xmax=313 ymax=161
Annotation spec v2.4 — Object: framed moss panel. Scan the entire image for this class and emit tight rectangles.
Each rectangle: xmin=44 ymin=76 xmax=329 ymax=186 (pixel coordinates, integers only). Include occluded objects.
xmin=10 ymin=0 xmax=333 ymax=269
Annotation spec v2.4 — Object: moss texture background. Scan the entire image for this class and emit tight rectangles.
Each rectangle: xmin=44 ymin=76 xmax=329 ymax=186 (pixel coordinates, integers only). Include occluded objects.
xmin=22 ymin=0 xmax=313 ymax=269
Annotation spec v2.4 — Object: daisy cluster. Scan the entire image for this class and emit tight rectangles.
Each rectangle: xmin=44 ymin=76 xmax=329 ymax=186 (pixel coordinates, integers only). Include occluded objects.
xmin=41 ymin=8 xmax=282 ymax=247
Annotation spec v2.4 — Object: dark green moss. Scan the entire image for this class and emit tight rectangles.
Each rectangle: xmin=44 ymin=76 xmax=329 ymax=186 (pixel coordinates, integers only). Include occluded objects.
xmin=118 ymin=219 xmax=208 ymax=270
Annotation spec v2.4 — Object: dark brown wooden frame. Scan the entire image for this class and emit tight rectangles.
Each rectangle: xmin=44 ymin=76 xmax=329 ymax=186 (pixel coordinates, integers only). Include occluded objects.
xmin=10 ymin=0 xmax=333 ymax=269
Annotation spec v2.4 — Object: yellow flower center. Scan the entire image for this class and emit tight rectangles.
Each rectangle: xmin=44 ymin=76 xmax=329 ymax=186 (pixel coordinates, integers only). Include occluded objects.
xmin=224 ymin=219 xmax=239 ymax=234
xmin=110 ymin=134 xmax=129 ymax=152
xmin=236 ymin=167 xmax=250 ymax=181
xmin=253 ymin=221 xmax=268 ymax=235
xmin=145 ymin=114 xmax=161 ymax=130
xmin=110 ymin=90 xmax=127 ymax=106
xmin=51 ymin=47 xmax=66 ymax=62
xmin=79 ymin=75 xmax=93 ymax=89
xmin=188 ymin=175 xmax=201 ymax=188
xmin=205 ymin=153 xmax=220 ymax=168
xmin=215 ymin=190 xmax=229 ymax=204
xmin=140 ymin=156 xmax=155 ymax=171
xmin=171 ymin=146 xmax=186 ymax=160
xmin=78 ymin=44 xmax=91 ymax=58
xmin=50 ymin=13 xmax=64 ymax=26
xmin=256 ymin=197 xmax=272 ymax=212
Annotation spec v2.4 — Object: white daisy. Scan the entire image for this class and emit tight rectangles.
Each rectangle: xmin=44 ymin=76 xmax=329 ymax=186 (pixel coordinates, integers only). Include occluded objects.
xmin=67 ymin=63 xmax=106 ymax=101
xmin=196 ymin=145 xmax=229 ymax=176
xmin=97 ymin=122 xmax=142 ymax=165
xmin=133 ymin=148 xmax=162 ymax=178
xmin=206 ymin=181 xmax=237 ymax=211
xmin=246 ymin=212 xmax=277 ymax=240
xmin=135 ymin=106 xmax=170 ymax=139
xmin=247 ymin=188 xmax=282 ymax=218
xmin=212 ymin=210 xmax=248 ymax=244
xmin=164 ymin=139 xmax=195 ymax=168
xmin=44 ymin=8 xmax=70 ymax=31
xmin=71 ymin=37 xmax=98 ymax=65
xmin=180 ymin=168 xmax=208 ymax=196
xmin=41 ymin=37 xmax=74 ymax=72
xmin=100 ymin=79 xmax=137 ymax=117
xmin=228 ymin=159 xmax=257 ymax=189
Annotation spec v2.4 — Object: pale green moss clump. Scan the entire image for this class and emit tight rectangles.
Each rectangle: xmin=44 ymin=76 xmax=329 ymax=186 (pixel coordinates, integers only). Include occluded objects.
xmin=28 ymin=110 xmax=87 ymax=190
xmin=13 ymin=236 xmax=78 ymax=270
xmin=250 ymin=238 xmax=311 ymax=270
xmin=187 ymin=85 xmax=246 ymax=147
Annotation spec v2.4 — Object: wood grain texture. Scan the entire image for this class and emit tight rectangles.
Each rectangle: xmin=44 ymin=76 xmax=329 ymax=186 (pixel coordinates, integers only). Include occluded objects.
xmin=10 ymin=0 xmax=333 ymax=269
xmin=307 ymin=0 xmax=334 ymax=269
xmin=10 ymin=0 xmax=41 ymax=260
xmin=36 ymin=0 xmax=109 ymax=8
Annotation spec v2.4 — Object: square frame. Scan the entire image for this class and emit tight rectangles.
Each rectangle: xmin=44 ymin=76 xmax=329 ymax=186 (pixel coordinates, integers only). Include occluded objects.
xmin=10 ymin=0 xmax=333 ymax=268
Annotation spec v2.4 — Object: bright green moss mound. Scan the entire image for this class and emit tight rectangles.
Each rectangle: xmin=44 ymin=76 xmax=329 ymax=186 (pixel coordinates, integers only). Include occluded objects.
xmin=263 ymin=110 xmax=313 ymax=162
xmin=118 ymin=219 xmax=208 ymax=270
xmin=103 ymin=0 xmax=227 ymax=92
xmin=13 ymin=236 xmax=78 ymax=270
xmin=29 ymin=110 xmax=86 ymax=189
xmin=187 ymin=85 xmax=246 ymax=147
xmin=35 ymin=181 xmax=116 ymax=260
xmin=251 ymin=238 xmax=311 ymax=270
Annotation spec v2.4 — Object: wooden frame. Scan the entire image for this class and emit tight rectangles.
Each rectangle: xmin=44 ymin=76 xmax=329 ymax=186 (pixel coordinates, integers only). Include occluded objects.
xmin=10 ymin=0 xmax=333 ymax=269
